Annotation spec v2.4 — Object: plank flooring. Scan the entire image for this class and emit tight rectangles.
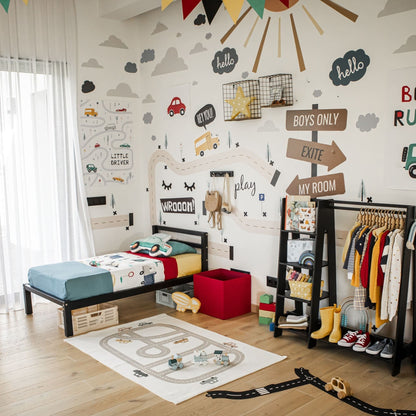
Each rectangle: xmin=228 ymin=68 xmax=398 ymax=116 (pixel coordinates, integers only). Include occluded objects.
xmin=1 ymin=294 xmax=416 ymax=415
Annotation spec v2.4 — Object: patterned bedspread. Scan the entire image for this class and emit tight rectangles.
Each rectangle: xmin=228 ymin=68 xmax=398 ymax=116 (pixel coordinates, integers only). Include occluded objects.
xmin=79 ymin=252 xmax=165 ymax=292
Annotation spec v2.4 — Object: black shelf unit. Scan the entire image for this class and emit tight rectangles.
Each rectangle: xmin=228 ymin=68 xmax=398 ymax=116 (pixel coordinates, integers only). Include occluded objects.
xmin=273 ymin=197 xmax=416 ymax=376
xmin=273 ymin=198 xmax=337 ymax=348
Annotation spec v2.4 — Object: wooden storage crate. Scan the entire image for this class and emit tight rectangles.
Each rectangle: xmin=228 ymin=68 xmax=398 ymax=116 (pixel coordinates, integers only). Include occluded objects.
xmin=57 ymin=303 xmax=118 ymax=335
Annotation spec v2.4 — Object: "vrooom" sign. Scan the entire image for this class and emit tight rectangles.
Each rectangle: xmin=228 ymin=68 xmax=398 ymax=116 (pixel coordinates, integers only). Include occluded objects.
xmin=160 ymin=197 xmax=195 ymax=214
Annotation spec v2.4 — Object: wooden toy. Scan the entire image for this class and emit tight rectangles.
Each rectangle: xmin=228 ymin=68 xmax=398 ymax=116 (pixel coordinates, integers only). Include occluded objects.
xmin=259 ymin=302 xmax=276 ymax=325
xmin=325 ymin=376 xmax=352 ymax=399
xmin=259 ymin=293 xmax=273 ymax=304
xmin=168 ymin=354 xmax=184 ymax=370
xmin=194 ymin=350 xmax=209 ymax=365
xmin=172 ymin=291 xmax=201 ymax=313
xmin=214 ymin=350 xmax=230 ymax=366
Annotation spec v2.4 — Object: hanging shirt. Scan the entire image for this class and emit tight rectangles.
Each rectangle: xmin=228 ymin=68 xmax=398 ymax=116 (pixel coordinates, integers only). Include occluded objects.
xmin=342 ymin=222 xmax=361 ymax=263
xmin=387 ymin=231 xmax=404 ymax=321
xmin=351 ymin=226 xmax=370 ymax=287
xmin=380 ymin=229 xmax=400 ymax=320
xmin=361 ymin=232 xmax=376 ymax=289
xmin=369 ymin=226 xmax=387 ymax=303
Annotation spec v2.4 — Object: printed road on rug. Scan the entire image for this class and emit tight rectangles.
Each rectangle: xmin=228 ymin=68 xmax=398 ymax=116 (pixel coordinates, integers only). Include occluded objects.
xmin=65 ymin=313 xmax=286 ymax=404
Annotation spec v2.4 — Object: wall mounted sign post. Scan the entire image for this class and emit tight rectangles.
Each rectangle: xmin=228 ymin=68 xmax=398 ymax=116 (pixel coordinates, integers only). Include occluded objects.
xmin=286 ymin=138 xmax=346 ymax=171
xmin=285 ymin=104 xmax=347 ymax=197
xmin=286 ymin=173 xmax=345 ymax=198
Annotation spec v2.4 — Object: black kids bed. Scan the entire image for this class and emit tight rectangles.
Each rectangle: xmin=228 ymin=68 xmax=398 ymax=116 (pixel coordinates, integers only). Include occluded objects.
xmin=23 ymin=225 xmax=208 ymax=337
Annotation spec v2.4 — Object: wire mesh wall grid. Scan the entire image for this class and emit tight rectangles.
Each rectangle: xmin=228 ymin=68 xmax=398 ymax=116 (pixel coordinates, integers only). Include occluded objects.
xmin=259 ymin=74 xmax=293 ymax=107
xmin=222 ymin=80 xmax=261 ymax=121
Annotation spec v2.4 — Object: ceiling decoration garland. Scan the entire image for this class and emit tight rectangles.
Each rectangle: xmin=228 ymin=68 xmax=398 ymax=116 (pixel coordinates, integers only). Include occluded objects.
xmin=1 ymin=0 xmax=29 ymax=13
xmin=162 ymin=0 xmax=269 ymax=24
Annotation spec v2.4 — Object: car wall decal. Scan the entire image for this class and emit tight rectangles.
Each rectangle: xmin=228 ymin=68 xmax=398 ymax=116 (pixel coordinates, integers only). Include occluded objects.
xmin=167 ymin=97 xmax=186 ymax=117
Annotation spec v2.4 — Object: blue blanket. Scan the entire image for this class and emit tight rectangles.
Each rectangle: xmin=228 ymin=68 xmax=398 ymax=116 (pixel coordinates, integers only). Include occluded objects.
xmin=28 ymin=261 xmax=113 ymax=301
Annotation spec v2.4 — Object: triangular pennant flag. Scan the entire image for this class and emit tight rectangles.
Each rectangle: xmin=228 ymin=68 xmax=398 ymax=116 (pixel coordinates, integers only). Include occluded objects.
xmin=223 ymin=0 xmax=244 ymax=23
xmin=182 ymin=0 xmax=201 ymax=19
xmin=247 ymin=0 xmax=265 ymax=18
xmin=280 ymin=0 xmax=290 ymax=7
xmin=22 ymin=0 xmax=29 ymax=4
xmin=202 ymin=0 xmax=222 ymax=24
xmin=161 ymin=0 xmax=174 ymax=11
xmin=0 ymin=0 xmax=10 ymax=13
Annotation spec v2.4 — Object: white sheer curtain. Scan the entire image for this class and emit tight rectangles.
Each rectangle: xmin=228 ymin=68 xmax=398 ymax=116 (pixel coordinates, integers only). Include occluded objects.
xmin=0 ymin=0 xmax=95 ymax=312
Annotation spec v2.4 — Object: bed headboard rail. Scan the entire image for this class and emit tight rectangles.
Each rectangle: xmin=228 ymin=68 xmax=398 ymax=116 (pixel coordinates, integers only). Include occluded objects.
xmin=152 ymin=225 xmax=208 ymax=271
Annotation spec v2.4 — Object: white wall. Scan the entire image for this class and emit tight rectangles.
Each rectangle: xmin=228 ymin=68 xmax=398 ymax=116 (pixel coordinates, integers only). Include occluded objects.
xmin=135 ymin=0 xmax=416 ymax=304
xmin=75 ymin=1 xmax=416 ymax=317
xmin=76 ymin=0 xmax=144 ymax=255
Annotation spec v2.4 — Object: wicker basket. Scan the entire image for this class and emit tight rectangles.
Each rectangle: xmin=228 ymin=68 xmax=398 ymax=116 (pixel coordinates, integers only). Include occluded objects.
xmin=57 ymin=303 xmax=118 ymax=335
xmin=288 ymin=280 xmax=323 ymax=301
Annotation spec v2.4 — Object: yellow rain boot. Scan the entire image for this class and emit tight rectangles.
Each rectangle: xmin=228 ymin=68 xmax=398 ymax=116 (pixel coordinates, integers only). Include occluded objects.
xmin=311 ymin=305 xmax=335 ymax=339
xmin=328 ymin=305 xmax=342 ymax=343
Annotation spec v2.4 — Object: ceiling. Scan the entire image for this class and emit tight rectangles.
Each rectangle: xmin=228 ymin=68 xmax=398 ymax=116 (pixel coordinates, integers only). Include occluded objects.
xmin=98 ymin=0 xmax=166 ymax=20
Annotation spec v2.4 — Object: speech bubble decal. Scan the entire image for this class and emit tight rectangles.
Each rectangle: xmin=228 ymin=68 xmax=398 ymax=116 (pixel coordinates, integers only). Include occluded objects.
xmin=329 ymin=49 xmax=370 ymax=86
xmin=195 ymin=104 xmax=216 ymax=129
xmin=212 ymin=47 xmax=238 ymax=74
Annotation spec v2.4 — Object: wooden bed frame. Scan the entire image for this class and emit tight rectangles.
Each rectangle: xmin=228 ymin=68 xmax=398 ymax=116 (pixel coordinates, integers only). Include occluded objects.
xmin=23 ymin=225 xmax=208 ymax=337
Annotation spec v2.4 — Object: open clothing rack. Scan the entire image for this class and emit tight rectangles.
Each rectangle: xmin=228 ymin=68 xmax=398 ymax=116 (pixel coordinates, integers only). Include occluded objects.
xmin=273 ymin=198 xmax=415 ymax=376
xmin=330 ymin=199 xmax=416 ymax=376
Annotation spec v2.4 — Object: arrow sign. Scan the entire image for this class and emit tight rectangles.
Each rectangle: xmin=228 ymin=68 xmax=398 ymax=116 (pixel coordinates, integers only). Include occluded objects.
xmin=286 ymin=173 xmax=345 ymax=198
xmin=286 ymin=138 xmax=346 ymax=171
xmin=286 ymin=108 xmax=347 ymax=131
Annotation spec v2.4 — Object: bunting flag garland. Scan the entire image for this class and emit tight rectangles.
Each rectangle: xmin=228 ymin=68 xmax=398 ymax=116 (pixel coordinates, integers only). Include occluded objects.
xmin=181 ymin=0 xmax=201 ymax=19
xmin=162 ymin=0 xmax=267 ymax=24
xmin=161 ymin=0 xmax=174 ymax=11
xmin=247 ymin=0 xmax=266 ymax=18
xmin=223 ymin=0 xmax=244 ymax=23
xmin=0 ymin=0 xmax=10 ymax=13
xmin=202 ymin=0 xmax=222 ymax=24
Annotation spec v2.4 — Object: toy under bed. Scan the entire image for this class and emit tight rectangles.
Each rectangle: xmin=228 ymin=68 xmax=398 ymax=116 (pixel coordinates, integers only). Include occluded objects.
xmin=23 ymin=226 xmax=208 ymax=337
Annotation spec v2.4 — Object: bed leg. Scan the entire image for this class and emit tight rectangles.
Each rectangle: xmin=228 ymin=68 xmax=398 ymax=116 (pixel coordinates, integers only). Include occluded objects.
xmin=23 ymin=284 xmax=33 ymax=315
xmin=63 ymin=304 xmax=74 ymax=337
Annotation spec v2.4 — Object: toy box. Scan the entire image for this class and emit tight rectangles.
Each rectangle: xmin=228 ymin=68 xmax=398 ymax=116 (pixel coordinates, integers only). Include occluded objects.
xmin=193 ymin=269 xmax=251 ymax=320
xmin=156 ymin=283 xmax=194 ymax=308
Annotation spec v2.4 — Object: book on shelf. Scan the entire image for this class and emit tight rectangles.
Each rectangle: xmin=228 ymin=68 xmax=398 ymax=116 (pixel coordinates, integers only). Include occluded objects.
xmin=284 ymin=195 xmax=316 ymax=232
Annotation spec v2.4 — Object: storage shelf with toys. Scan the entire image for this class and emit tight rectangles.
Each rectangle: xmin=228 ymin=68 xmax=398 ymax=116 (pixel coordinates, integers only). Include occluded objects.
xmin=273 ymin=197 xmax=416 ymax=376
xmin=273 ymin=197 xmax=337 ymax=350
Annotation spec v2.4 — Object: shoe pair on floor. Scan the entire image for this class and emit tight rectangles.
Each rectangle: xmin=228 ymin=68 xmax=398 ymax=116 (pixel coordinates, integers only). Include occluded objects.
xmin=338 ymin=330 xmax=393 ymax=358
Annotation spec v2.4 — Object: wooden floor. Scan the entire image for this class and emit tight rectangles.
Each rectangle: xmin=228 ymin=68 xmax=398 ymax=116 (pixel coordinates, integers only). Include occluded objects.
xmin=1 ymin=294 xmax=416 ymax=416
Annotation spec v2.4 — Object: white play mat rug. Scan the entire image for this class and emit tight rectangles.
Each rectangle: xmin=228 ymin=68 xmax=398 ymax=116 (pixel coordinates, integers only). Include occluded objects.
xmin=65 ymin=313 xmax=286 ymax=404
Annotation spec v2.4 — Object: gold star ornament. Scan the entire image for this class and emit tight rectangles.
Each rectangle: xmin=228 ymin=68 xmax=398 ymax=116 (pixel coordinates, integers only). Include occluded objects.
xmin=225 ymin=86 xmax=255 ymax=120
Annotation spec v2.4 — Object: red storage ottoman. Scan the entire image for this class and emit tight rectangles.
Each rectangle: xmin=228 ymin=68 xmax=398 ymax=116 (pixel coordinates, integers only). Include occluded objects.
xmin=193 ymin=269 xmax=251 ymax=319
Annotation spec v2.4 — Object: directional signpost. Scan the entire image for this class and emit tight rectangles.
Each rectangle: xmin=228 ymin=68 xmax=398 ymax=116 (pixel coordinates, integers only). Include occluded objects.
xmin=286 ymin=138 xmax=346 ymax=171
xmin=286 ymin=108 xmax=348 ymax=132
xmin=286 ymin=173 xmax=346 ymax=198
xmin=285 ymin=105 xmax=347 ymax=198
